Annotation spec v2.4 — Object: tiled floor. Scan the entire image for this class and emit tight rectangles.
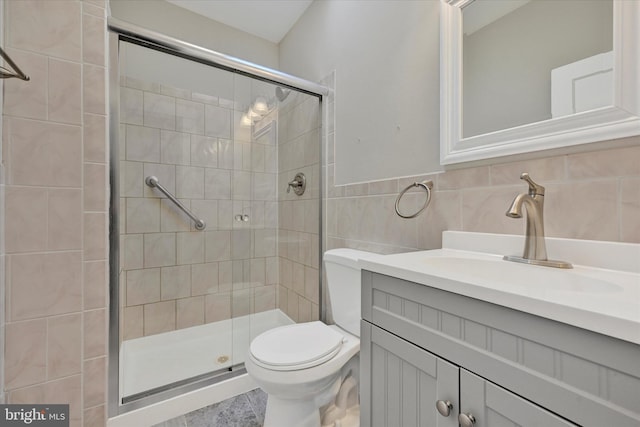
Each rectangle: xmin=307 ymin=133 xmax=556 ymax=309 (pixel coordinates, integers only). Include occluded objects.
xmin=153 ymin=388 xmax=267 ymax=427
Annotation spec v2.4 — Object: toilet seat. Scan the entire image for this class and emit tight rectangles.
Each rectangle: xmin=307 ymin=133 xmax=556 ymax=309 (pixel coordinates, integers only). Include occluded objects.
xmin=250 ymin=321 xmax=345 ymax=371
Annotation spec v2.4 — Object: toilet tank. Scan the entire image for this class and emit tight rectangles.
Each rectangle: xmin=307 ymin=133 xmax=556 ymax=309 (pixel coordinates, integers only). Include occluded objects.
xmin=323 ymin=248 xmax=379 ymax=337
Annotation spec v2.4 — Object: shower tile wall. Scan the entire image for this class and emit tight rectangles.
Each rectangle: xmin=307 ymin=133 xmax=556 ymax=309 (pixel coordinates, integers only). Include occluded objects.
xmin=277 ymin=94 xmax=321 ymax=322
xmin=119 ymin=77 xmax=279 ymax=339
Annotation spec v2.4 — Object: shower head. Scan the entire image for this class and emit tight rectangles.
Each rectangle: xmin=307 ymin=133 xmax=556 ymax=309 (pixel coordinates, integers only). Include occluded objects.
xmin=275 ymin=86 xmax=290 ymax=102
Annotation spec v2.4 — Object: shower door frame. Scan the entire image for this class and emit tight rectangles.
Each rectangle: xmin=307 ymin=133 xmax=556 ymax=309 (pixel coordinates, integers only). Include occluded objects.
xmin=107 ymin=18 xmax=328 ymax=416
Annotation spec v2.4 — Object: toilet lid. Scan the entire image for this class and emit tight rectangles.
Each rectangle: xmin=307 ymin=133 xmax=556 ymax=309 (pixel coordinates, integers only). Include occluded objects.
xmin=250 ymin=321 xmax=344 ymax=371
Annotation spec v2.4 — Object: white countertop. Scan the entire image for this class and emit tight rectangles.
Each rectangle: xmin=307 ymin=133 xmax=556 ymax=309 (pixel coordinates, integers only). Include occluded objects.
xmin=359 ymin=232 xmax=640 ymax=345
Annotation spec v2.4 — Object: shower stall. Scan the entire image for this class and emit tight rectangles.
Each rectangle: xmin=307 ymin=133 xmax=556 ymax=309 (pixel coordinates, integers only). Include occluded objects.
xmin=108 ymin=20 xmax=326 ymax=417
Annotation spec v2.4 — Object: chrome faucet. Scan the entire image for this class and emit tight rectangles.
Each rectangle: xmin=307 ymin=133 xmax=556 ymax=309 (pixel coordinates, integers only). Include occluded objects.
xmin=504 ymin=173 xmax=572 ymax=269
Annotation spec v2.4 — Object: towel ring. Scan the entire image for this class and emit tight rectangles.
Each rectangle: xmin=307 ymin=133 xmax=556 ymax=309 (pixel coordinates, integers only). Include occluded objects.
xmin=395 ymin=180 xmax=433 ymax=219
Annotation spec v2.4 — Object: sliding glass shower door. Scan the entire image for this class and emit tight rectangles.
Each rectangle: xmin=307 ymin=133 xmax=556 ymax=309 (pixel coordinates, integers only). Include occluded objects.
xmin=113 ymin=39 xmax=322 ymax=406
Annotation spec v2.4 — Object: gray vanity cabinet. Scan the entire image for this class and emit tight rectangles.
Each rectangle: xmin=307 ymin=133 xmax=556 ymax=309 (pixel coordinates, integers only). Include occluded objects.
xmin=360 ymin=271 xmax=640 ymax=427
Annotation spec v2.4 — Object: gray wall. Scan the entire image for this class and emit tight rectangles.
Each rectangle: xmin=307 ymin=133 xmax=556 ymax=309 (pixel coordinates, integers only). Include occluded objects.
xmin=279 ymin=0 xmax=442 ymax=184
xmin=463 ymin=0 xmax=613 ymax=137
xmin=110 ymin=0 xmax=279 ymax=70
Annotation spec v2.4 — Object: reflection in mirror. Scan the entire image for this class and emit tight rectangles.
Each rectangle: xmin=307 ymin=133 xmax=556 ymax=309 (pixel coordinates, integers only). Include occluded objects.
xmin=462 ymin=0 xmax=613 ymax=138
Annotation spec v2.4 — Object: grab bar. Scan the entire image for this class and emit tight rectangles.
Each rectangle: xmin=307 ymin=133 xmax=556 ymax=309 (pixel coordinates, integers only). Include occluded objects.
xmin=145 ymin=176 xmax=206 ymax=230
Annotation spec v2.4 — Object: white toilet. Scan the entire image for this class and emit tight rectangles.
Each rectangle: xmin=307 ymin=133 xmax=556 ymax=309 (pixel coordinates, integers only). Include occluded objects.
xmin=245 ymin=248 xmax=376 ymax=427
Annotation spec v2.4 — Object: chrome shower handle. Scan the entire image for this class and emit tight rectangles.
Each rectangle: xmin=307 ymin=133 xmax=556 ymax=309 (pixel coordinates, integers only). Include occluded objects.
xmin=287 ymin=172 xmax=306 ymax=196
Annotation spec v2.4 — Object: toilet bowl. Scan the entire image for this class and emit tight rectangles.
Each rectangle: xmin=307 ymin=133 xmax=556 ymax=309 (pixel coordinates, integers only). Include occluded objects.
xmin=245 ymin=248 xmax=377 ymax=427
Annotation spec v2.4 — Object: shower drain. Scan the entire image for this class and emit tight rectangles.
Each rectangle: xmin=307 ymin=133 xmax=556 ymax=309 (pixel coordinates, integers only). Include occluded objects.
xmin=217 ymin=355 xmax=229 ymax=364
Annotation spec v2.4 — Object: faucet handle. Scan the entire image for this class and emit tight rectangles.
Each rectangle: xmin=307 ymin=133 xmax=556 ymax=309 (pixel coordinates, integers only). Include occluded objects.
xmin=520 ymin=172 xmax=545 ymax=196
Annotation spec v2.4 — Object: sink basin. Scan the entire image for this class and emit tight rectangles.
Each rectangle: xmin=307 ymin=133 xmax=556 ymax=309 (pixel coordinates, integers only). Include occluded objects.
xmin=420 ymin=256 xmax=623 ymax=294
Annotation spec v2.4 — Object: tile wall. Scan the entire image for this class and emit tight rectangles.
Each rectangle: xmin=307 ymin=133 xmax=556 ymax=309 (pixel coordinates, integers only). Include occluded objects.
xmin=119 ymin=76 xmax=280 ymax=339
xmin=2 ymin=0 xmax=109 ymax=426
xmin=276 ymin=92 xmax=321 ymax=323
xmin=325 ymin=140 xmax=640 ymax=254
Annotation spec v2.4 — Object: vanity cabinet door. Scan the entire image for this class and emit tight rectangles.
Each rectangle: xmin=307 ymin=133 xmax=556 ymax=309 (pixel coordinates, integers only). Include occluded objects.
xmin=361 ymin=322 xmax=459 ymax=427
xmin=459 ymin=369 xmax=579 ymax=427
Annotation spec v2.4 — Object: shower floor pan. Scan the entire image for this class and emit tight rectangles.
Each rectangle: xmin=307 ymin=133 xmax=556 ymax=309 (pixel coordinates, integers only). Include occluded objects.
xmin=120 ymin=309 xmax=293 ymax=400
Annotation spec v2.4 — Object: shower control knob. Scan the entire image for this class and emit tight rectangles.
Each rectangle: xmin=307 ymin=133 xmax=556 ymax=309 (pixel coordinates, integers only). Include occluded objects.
xmin=458 ymin=412 xmax=476 ymax=427
xmin=435 ymin=400 xmax=453 ymax=417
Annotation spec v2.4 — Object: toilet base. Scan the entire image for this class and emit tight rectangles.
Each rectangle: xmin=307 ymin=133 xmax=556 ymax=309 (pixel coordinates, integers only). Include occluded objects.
xmin=263 ymin=395 xmax=321 ymax=427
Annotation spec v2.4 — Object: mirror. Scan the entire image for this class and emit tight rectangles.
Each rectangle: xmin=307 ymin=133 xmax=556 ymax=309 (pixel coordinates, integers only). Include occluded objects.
xmin=440 ymin=0 xmax=640 ymax=165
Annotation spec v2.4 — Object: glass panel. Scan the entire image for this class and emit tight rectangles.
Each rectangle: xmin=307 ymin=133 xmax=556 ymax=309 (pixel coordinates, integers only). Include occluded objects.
xmin=116 ymin=40 xmax=322 ymax=403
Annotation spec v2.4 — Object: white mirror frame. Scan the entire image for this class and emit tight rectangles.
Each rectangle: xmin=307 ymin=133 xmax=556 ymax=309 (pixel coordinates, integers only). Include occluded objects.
xmin=440 ymin=0 xmax=640 ymax=165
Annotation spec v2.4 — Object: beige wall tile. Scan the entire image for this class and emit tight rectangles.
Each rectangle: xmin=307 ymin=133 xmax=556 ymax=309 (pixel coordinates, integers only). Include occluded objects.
xmin=304 ymin=266 xmax=319 ymax=304
xmin=439 ymin=166 xmax=490 ymax=190
xmin=160 ymin=265 xmax=191 ymax=300
xmin=8 ymin=375 xmax=82 ymax=423
xmin=7 ymin=0 xmax=81 ymax=61
xmin=82 ymin=13 xmax=105 ymax=66
xmin=125 ymin=124 xmax=160 ymax=162
xmin=49 ymin=59 xmax=82 ymax=125
xmin=190 ymin=200 xmax=218 ymax=231
xmin=4 ymin=186 xmax=48 ymax=253
xmin=417 ymin=190 xmax=462 ymax=249
xmin=83 ymin=357 xmax=106 ymax=408
xmin=177 ymin=296 xmax=205 ymax=329
xmin=176 ymin=232 xmax=205 ymax=265
xmin=84 ymin=212 xmax=107 ymax=260
xmin=121 ymin=161 xmax=143 ymax=198
xmin=176 ymin=166 xmax=205 ymax=199
xmin=191 ymin=135 xmax=218 ymax=168
xmin=144 ymin=301 xmax=176 ymax=335
xmin=8 ymin=118 xmax=82 ymax=187
xmin=621 ymin=177 xmax=640 ymax=243
xmin=545 ymin=180 xmax=619 ymax=241
xmin=5 ymin=319 xmax=47 ymax=389
xmin=218 ymin=261 xmax=232 ymax=292
xmin=568 ymin=145 xmax=640 ymax=179
xmin=84 ymin=405 xmax=106 ymax=427
xmin=83 ymin=65 xmax=106 ymax=115
xmin=84 ymin=260 xmax=107 ymax=310
xmin=123 ymin=306 xmax=143 ymax=340
xmin=47 ymin=314 xmax=82 ymax=379
xmin=84 ymin=163 xmax=107 ymax=211
xmin=462 ymin=187 xmax=523 ymax=235
xmin=144 ymin=92 xmax=175 ymax=130
xmin=9 ymin=252 xmax=82 ymax=321
xmin=177 ymin=99 xmax=205 ymax=135
xmin=84 ymin=113 xmax=107 ymax=163
xmin=286 ymin=289 xmax=299 ymax=322
xmin=121 ymin=234 xmax=143 ymax=271
xmin=205 ymin=230 xmax=231 ymax=262
xmin=84 ymin=309 xmax=106 ymax=358
xmin=298 ymin=296 xmax=311 ymax=322
xmin=144 ymin=233 xmax=176 ymax=267
xmin=191 ymin=262 xmax=218 ymax=296
xmin=3 ymin=49 xmax=48 ymax=120
xmin=232 ymin=289 xmax=252 ymax=317
xmin=126 ymin=268 xmax=160 ymax=306
xmin=204 ymin=104 xmax=231 ymax=139
xmin=254 ymin=285 xmax=276 ymax=313
xmin=120 ymin=87 xmax=143 ymax=126
xmin=205 ymin=292 xmax=231 ymax=323
xmin=49 ymin=189 xmax=82 ymax=250
xmin=161 ymin=130 xmax=191 ymax=165
xmin=126 ymin=198 xmax=160 ymax=233
xmin=490 ymin=156 xmax=565 ymax=186
xmin=205 ymin=169 xmax=231 ymax=199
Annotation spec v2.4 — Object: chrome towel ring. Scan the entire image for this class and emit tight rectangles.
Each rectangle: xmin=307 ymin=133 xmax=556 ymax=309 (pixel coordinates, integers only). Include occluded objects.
xmin=395 ymin=180 xmax=434 ymax=219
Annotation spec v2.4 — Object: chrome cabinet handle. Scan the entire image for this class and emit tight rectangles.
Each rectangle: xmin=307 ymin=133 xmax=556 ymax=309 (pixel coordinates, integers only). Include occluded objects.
xmin=435 ymin=400 xmax=453 ymax=417
xmin=458 ymin=413 xmax=476 ymax=427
